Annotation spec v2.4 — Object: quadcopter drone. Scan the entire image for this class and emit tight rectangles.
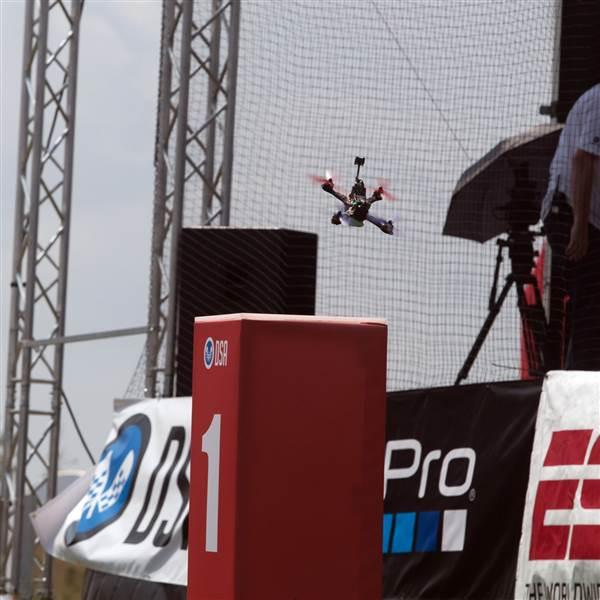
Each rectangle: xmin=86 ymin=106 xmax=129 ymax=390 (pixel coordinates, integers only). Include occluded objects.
xmin=315 ymin=157 xmax=395 ymax=235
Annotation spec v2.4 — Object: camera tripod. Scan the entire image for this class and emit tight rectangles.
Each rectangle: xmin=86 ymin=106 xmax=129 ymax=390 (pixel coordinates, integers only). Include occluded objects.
xmin=455 ymin=228 xmax=547 ymax=385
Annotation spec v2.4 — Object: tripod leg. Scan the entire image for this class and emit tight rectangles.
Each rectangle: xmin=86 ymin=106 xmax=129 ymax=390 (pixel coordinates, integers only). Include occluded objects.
xmin=489 ymin=241 xmax=504 ymax=311
xmin=455 ymin=278 xmax=514 ymax=385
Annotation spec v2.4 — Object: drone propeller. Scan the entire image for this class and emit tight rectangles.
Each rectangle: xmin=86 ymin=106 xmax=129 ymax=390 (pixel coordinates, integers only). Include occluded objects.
xmin=309 ymin=169 xmax=335 ymax=187
xmin=374 ymin=179 xmax=397 ymax=201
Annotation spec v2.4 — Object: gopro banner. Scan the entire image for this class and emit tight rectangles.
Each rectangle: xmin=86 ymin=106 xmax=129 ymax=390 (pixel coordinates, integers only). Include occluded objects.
xmin=515 ymin=372 xmax=600 ymax=600
xmin=32 ymin=397 xmax=191 ymax=586
xmin=383 ymin=380 xmax=541 ymax=600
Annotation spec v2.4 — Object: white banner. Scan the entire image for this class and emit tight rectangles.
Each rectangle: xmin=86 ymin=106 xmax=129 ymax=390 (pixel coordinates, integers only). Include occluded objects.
xmin=32 ymin=397 xmax=191 ymax=586
xmin=515 ymin=371 xmax=600 ymax=600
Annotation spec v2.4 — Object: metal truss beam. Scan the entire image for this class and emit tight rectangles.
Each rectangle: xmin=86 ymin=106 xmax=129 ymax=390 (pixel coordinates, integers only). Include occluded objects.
xmin=145 ymin=0 xmax=241 ymax=399
xmin=0 ymin=1 xmax=83 ymax=596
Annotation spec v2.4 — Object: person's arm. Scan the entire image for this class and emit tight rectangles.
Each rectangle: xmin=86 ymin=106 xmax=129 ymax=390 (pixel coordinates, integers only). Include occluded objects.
xmin=566 ymin=148 xmax=597 ymax=260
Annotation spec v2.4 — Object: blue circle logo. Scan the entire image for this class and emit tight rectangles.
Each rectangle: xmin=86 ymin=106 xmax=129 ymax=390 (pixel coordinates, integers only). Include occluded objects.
xmin=204 ymin=337 xmax=215 ymax=369
xmin=64 ymin=414 xmax=151 ymax=546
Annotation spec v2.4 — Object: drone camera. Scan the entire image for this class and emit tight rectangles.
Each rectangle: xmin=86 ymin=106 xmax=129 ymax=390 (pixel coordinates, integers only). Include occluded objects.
xmin=354 ymin=156 xmax=366 ymax=180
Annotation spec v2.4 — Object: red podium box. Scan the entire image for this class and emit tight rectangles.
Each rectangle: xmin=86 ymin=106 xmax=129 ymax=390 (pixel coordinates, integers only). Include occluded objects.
xmin=188 ymin=314 xmax=387 ymax=599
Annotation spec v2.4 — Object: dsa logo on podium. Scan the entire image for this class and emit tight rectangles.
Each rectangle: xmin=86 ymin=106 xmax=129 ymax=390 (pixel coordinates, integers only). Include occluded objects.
xmin=204 ymin=337 xmax=228 ymax=369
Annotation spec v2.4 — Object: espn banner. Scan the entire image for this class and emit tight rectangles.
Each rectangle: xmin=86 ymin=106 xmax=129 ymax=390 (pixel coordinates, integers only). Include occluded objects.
xmin=32 ymin=397 xmax=191 ymax=586
xmin=515 ymin=371 xmax=600 ymax=600
xmin=383 ymin=380 xmax=541 ymax=600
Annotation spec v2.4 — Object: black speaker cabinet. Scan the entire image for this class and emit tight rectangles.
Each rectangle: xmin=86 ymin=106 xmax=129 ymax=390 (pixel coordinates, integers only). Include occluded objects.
xmin=556 ymin=0 xmax=600 ymax=123
xmin=175 ymin=228 xmax=318 ymax=396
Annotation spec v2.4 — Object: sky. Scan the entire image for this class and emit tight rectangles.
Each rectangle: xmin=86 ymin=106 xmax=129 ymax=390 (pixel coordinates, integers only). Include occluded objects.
xmin=1 ymin=0 xmax=162 ymax=468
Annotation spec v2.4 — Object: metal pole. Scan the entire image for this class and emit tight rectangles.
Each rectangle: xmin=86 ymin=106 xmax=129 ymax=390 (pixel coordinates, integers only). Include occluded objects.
xmin=146 ymin=0 xmax=175 ymax=398
xmin=201 ymin=0 xmax=222 ymax=223
xmin=22 ymin=326 xmax=150 ymax=348
xmin=17 ymin=495 xmax=36 ymax=598
xmin=551 ymin=0 xmax=563 ymax=109
xmin=12 ymin=0 xmax=50 ymax=588
xmin=0 ymin=1 xmax=35 ymax=588
xmin=163 ymin=0 xmax=194 ymax=397
xmin=542 ymin=0 xmax=564 ymax=322
xmin=42 ymin=1 xmax=82 ymax=593
xmin=220 ymin=0 xmax=241 ymax=226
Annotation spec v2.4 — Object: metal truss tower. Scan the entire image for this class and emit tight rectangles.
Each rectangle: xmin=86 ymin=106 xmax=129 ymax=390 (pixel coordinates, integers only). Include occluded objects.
xmin=0 ymin=1 xmax=83 ymax=597
xmin=144 ymin=0 xmax=241 ymax=399
xmin=0 ymin=0 xmax=241 ymax=595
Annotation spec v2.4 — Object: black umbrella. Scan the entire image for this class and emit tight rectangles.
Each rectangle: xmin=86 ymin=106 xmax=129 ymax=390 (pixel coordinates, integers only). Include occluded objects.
xmin=443 ymin=124 xmax=563 ymax=243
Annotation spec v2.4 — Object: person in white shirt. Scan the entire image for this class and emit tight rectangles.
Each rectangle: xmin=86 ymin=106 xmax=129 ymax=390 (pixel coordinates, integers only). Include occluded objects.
xmin=541 ymin=83 xmax=600 ymax=370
